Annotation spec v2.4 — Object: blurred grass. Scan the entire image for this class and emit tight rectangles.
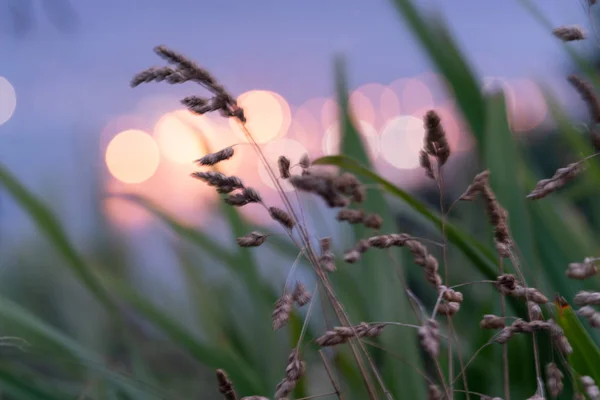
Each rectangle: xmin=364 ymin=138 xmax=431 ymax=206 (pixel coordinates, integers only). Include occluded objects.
xmin=1 ymin=0 xmax=600 ymax=399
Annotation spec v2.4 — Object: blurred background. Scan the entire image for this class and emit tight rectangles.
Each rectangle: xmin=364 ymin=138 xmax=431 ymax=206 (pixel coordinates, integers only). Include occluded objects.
xmin=1 ymin=0 xmax=600 ymax=399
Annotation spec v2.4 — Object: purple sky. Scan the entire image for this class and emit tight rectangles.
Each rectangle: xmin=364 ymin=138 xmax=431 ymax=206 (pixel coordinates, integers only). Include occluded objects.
xmin=0 ymin=0 xmax=594 ymax=243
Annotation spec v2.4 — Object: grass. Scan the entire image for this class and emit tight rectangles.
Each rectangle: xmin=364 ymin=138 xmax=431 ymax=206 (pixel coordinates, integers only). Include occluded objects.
xmin=3 ymin=0 xmax=600 ymax=399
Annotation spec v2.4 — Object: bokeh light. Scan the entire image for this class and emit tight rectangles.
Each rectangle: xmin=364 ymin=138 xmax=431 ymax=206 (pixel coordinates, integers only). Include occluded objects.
xmin=379 ymin=85 xmax=402 ymax=123
xmin=230 ymin=90 xmax=291 ymax=143
xmin=289 ymin=107 xmax=323 ymax=157
xmin=154 ymin=110 xmax=207 ymax=164
xmin=349 ymin=90 xmax=376 ymax=126
xmin=0 ymin=77 xmax=17 ymax=126
xmin=380 ymin=115 xmax=425 ymax=169
xmin=481 ymin=76 xmax=510 ymax=94
xmin=505 ymin=79 xmax=548 ymax=133
xmin=322 ymin=120 xmax=380 ymax=160
xmin=353 ymin=83 xmax=398 ymax=128
xmin=105 ymin=129 xmax=160 ymax=184
xmin=258 ymin=138 xmax=308 ymax=191
xmin=389 ymin=78 xmax=435 ymax=115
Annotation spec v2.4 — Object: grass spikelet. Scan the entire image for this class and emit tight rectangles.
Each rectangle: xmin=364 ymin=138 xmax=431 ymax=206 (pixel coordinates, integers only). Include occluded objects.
xmin=460 ymin=170 xmax=512 ymax=257
xmin=526 ymin=162 xmax=582 ymax=200
xmin=553 ymin=26 xmax=586 ymax=41
xmin=272 ymin=294 xmax=293 ymax=330
xmin=545 ymin=362 xmax=564 ymax=398
xmin=274 ymin=348 xmax=305 ymax=399
xmin=419 ymin=319 xmax=440 ymax=358
xmin=363 ymin=213 xmax=383 ymax=229
xmin=316 ymin=322 xmax=386 ymax=347
xmin=216 ymin=369 xmax=238 ymax=400
xmin=496 ymin=274 xmax=548 ymax=304
xmin=278 ymin=156 xmax=291 ymax=179
xmin=196 ymin=146 xmax=235 ymax=166
xmin=568 ymin=74 xmax=600 ymax=123
xmin=581 ymin=376 xmax=600 ymax=400
xmin=236 ymin=231 xmax=268 ymax=247
xmin=268 ymin=207 xmax=295 ymax=230
xmin=480 ymin=314 xmax=506 ymax=329
xmin=292 ymin=282 xmax=311 ymax=306
xmin=299 ymin=154 xmax=311 ymax=169
xmin=574 ymin=290 xmax=600 ymax=306
xmin=528 ymin=301 xmax=543 ymax=321
xmin=577 ymin=306 xmax=600 ymax=327
xmin=423 ymin=110 xmax=450 ymax=166
xmin=336 ymin=209 xmax=365 ymax=224
xmin=566 ymin=257 xmax=599 ymax=279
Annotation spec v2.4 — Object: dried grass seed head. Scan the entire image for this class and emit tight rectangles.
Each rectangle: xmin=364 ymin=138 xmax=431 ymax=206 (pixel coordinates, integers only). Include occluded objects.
xmin=191 ymin=171 xmax=244 ymax=191
xmin=480 ymin=314 xmax=506 ymax=329
xmin=581 ymin=376 xmax=600 ymax=400
xmin=320 ymin=237 xmax=332 ymax=253
xmin=289 ymin=172 xmax=350 ymax=208
xmin=528 ymin=301 xmax=543 ymax=321
xmin=566 ymin=258 xmax=599 ymax=280
xmin=299 ymin=153 xmax=311 ymax=169
xmin=272 ymin=294 xmax=293 ymax=330
xmin=437 ymin=301 xmax=461 ymax=316
xmin=292 ymin=282 xmax=311 ymax=306
xmin=236 ymin=231 xmax=268 ymax=247
xmin=553 ymin=26 xmax=586 ymax=41
xmin=319 ymin=252 xmax=336 ymax=272
xmin=278 ymin=156 xmax=291 ymax=179
xmin=133 ymin=46 xmax=245 ymax=122
xmin=364 ymin=213 xmax=383 ymax=229
xmin=578 ymin=306 xmax=600 ymax=327
xmin=268 ymin=207 xmax=295 ymax=230
xmin=545 ymin=362 xmax=564 ymax=398
xmin=419 ymin=319 xmax=440 ymax=358
xmin=527 ymin=162 xmax=583 ymax=200
xmin=423 ymin=110 xmax=450 ymax=165
xmin=274 ymin=348 xmax=305 ymax=399
xmin=196 ymin=146 xmax=234 ymax=166
xmin=569 ymin=74 xmax=600 ymax=123
xmin=419 ymin=150 xmax=435 ymax=179
xmin=315 ymin=322 xmax=385 ymax=347
xmin=216 ymin=369 xmax=238 ymax=400
xmin=574 ymin=291 xmax=600 ymax=306
xmin=336 ymin=208 xmax=365 ymax=224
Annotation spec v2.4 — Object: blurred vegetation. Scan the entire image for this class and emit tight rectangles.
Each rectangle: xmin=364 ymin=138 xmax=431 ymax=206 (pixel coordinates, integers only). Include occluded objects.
xmin=2 ymin=0 xmax=600 ymax=399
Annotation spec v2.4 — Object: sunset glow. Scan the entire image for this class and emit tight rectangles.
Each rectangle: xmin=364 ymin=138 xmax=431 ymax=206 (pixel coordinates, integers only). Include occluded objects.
xmin=105 ymin=129 xmax=160 ymax=184
xmin=230 ymin=90 xmax=291 ymax=143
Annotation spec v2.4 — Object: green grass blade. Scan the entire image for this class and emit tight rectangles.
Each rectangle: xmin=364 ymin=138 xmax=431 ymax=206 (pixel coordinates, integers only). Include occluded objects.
xmin=482 ymin=92 xmax=540 ymax=281
xmin=0 ymin=163 xmax=115 ymax=312
xmin=0 ymin=367 xmax=69 ymax=400
xmin=96 ymin=270 xmax=264 ymax=395
xmin=0 ymin=296 xmax=166 ymax=399
xmin=554 ymin=301 xmax=600 ymax=384
xmin=389 ymin=0 xmax=485 ymax=140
